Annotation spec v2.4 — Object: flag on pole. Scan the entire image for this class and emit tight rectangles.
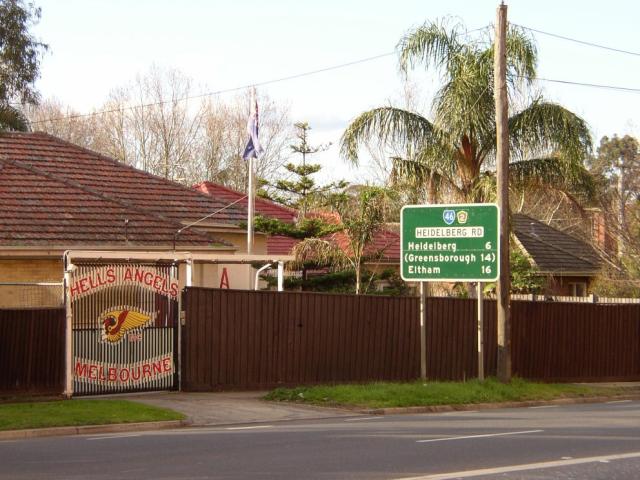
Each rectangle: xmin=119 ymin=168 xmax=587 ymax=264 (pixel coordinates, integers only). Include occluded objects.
xmin=242 ymin=89 xmax=264 ymax=160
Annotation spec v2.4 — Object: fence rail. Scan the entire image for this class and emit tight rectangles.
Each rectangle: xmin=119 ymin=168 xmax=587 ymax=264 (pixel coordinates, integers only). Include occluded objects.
xmin=485 ymin=293 xmax=640 ymax=304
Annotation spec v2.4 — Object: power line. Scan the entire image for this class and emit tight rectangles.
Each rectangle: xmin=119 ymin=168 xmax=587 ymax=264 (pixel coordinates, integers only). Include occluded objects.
xmin=31 ymin=53 xmax=397 ymax=125
xmin=30 ymin=25 xmax=490 ymax=126
xmin=527 ymin=76 xmax=640 ymax=93
xmin=515 ymin=23 xmax=640 ymax=57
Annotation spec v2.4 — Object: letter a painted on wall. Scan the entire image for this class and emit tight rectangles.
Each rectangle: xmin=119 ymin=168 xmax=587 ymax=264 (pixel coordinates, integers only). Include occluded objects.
xmin=220 ymin=267 xmax=230 ymax=289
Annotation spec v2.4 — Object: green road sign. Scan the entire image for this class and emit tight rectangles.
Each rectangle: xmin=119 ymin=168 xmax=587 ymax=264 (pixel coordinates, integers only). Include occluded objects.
xmin=400 ymin=203 xmax=499 ymax=282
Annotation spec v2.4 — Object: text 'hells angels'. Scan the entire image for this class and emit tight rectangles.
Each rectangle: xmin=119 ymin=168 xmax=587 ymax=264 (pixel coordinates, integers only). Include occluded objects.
xmin=69 ymin=267 xmax=179 ymax=299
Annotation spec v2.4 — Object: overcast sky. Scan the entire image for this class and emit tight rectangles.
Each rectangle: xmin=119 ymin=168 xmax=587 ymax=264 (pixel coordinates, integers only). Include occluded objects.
xmin=32 ymin=0 xmax=640 ymax=184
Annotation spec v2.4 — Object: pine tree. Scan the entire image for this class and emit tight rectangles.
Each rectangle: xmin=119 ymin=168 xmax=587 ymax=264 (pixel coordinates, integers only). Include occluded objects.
xmin=268 ymin=122 xmax=347 ymax=216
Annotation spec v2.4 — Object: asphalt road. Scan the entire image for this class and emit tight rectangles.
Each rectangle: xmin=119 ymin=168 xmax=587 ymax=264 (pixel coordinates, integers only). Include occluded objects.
xmin=1 ymin=400 xmax=639 ymax=479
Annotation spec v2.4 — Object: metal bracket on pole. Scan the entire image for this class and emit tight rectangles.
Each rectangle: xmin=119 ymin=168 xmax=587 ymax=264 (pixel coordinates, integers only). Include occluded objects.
xmin=254 ymin=263 xmax=272 ymax=290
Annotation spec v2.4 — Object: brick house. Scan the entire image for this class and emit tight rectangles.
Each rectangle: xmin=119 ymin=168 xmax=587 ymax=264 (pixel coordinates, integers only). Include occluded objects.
xmin=0 ymin=132 xmax=277 ymax=307
xmin=512 ymin=214 xmax=602 ymax=296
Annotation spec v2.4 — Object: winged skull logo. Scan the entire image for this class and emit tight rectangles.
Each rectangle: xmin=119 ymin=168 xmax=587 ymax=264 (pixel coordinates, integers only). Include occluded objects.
xmin=101 ymin=309 xmax=152 ymax=344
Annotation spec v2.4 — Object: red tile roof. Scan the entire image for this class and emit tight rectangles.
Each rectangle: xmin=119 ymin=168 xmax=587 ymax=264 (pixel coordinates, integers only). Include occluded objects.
xmin=366 ymin=229 xmax=400 ymax=262
xmin=328 ymin=228 xmax=400 ymax=263
xmin=194 ymin=181 xmax=297 ymax=223
xmin=193 ymin=181 xmax=400 ymax=261
xmin=195 ymin=181 xmax=300 ymax=255
xmin=0 ymin=132 xmax=239 ymax=247
xmin=266 ymin=235 xmax=300 ymax=255
xmin=0 ymin=132 xmax=247 ymax=226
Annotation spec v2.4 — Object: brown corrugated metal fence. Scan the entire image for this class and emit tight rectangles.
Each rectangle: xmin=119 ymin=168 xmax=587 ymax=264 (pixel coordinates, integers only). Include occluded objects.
xmin=182 ymin=289 xmax=640 ymax=389
xmin=511 ymin=301 xmax=640 ymax=381
xmin=0 ymin=308 xmax=65 ymax=394
xmin=2 ymin=293 xmax=639 ymax=395
xmin=424 ymin=297 xmax=498 ymax=381
xmin=182 ymin=288 xmax=421 ymax=390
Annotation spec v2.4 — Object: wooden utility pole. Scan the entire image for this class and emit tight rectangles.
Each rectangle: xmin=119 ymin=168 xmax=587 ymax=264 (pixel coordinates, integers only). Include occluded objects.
xmin=494 ymin=3 xmax=512 ymax=382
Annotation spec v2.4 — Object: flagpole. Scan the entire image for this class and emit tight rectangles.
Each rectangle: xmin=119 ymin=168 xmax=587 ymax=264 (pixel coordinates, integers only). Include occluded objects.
xmin=247 ymin=154 xmax=254 ymax=254
xmin=247 ymin=87 xmax=257 ymax=255
xmin=244 ymin=87 xmax=262 ymax=257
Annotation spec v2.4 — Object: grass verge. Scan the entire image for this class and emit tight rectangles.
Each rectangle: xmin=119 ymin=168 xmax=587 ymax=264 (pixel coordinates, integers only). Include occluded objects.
xmin=264 ymin=378 xmax=624 ymax=409
xmin=0 ymin=399 xmax=185 ymax=431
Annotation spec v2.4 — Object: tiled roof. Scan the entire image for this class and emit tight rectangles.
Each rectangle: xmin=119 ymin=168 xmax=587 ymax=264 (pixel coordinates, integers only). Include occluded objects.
xmin=0 ymin=132 xmax=247 ymax=226
xmin=0 ymin=132 xmax=238 ymax=247
xmin=328 ymin=228 xmax=400 ymax=263
xmin=195 ymin=181 xmax=301 ymax=255
xmin=267 ymin=235 xmax=300 ymax=255
xmin=513 ymin=214 xmax=601 ymax=275
xmin=366 ymin=229 xmax=400 ymax=262
xmin=194 ymin=181 xmax=297 ymax=223
xmin=193 ymin=181 xmax=400 ymax=261
xmin=0 ymin=157 xmax=215 ymax=247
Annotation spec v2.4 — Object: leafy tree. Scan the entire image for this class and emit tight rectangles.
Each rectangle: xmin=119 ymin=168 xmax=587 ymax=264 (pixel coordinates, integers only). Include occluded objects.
xmin=0 ymin=0 xmax=48 ymax=131
xmin=253 ymin=215 xmax=341 ymax=239
xmin=340 ymin=19 xmax=594 ymax=205
xmin=509 ymin=248 xmax=545 ymax=294
xmin=0 ymin=104 xmax=28 ymax=131
xmin=592 ymin=135 xmax=639 ymax=191
xmin=270 ymin=122 xmax=347 ymax=216
xmin=28 ymin=78 xmax=293 ymax=187
xmin=589 ymin=134 xmax=639 ymax=258
xmin=483 ymin=245 xmax=545 ymax=295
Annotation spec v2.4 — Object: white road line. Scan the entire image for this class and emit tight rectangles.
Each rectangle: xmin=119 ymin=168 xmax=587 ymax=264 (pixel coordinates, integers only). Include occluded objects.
xmin=416 ymin=429 xmax=543 ymax=444
xmin=529 ymin=405 xmax=555 ymax=409
xmin=87 ymin=433 xmax=142 ymax=441
xmin=440 ymin=410 xmax=479 ymax=416
xmin=607 ymin=400 xmax=632 ymax=404
xmin=344 ymin=417 xmax=383 ymax=422
xmin=394 ymin=451 xmax=640 ymax=480
xmin=225 ymin=425 xmax=273 ymax=431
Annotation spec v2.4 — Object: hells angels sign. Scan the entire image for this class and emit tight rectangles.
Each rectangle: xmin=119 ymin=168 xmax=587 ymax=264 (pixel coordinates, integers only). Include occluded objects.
xmin=69 ymin=265 xmax=179 ymax=300
xmin=71 ymin=263 xmax=179 ymax=395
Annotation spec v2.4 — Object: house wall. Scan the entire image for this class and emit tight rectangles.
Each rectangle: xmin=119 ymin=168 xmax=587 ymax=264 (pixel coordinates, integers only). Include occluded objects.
xmin=0 ymin=259 xmax=64 ymax=308
xmin=206 ymin=231 xmax=268 ymax=255
xmin=191 ymin=262 xmax=255 ymax=290
xmin=0 ymin=248 xmax=264 ymax=309
xmin=545 ymin=275 xmax=592 ymax=296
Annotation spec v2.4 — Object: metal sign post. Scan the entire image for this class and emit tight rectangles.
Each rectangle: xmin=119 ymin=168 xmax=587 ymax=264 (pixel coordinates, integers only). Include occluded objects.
xmin=401 ymin=204 xmax=499 ymax=381
xmin=477 ymin=282 xmax=484 ymax=381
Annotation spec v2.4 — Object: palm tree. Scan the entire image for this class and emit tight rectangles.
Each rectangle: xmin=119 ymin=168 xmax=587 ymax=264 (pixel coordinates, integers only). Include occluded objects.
xmin=340 ymin=19 xmax=594 ymax=204
xmin=290 ymin=186 xmax=396 ymax=294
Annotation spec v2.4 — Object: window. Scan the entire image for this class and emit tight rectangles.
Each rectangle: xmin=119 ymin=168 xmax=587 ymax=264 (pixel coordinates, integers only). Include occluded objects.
xmin=569 ymin=282 xmax=587 ymax=297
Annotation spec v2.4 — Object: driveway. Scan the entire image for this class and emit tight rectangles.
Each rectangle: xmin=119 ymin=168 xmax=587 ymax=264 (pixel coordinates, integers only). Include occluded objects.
xmin=119 ymin=390 xmax=354 ymax=426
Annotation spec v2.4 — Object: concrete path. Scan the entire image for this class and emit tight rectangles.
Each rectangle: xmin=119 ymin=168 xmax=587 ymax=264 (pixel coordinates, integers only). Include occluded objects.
xmin=119 ymin=390 xmax=355 ymax=426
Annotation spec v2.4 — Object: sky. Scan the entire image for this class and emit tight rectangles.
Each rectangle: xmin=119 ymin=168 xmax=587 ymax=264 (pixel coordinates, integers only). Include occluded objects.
xmin=32 ymin=0 xmax=640 ymax=184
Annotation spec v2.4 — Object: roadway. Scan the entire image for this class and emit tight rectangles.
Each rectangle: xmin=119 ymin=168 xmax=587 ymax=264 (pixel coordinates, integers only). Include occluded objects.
xmin=1 ymin=400 xmax=638 ymax=479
